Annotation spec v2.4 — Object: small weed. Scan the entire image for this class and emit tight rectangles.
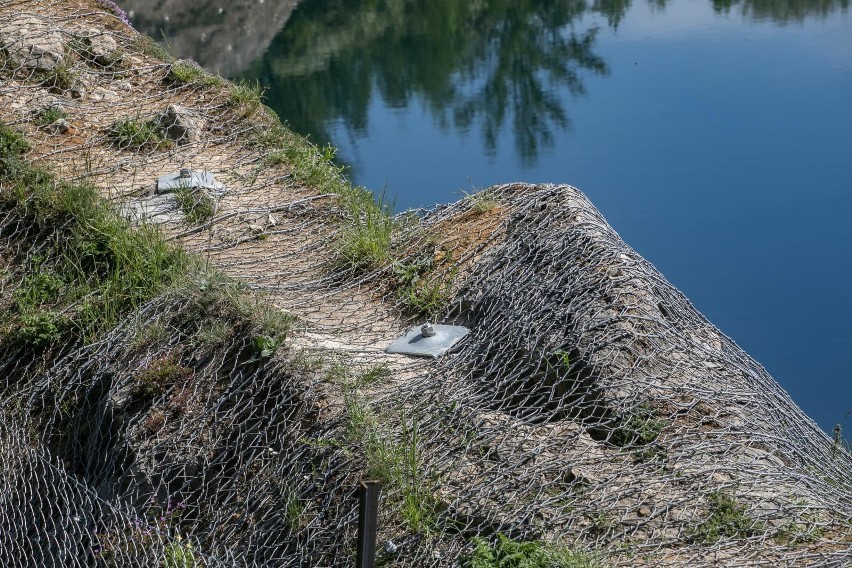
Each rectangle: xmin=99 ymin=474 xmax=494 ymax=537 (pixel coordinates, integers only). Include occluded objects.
xmin=132 ymin=36 xmax=175 ymax=62
xmin=193 ymin=320 xmax=232 ymax=348
xmin=135 ymin=356 xmax=193 ymax=398
xmin=463 ymin=534 xmax=602 ymax=568
xmin=279 ymin=487 xmax=305 ymax=529
xmin=174 ymin=187 xmax=215 ymax=224
xmin=167 ymin=59 xmax=224 ymax=87
xmin=163 ymin=536 xmax=197 ymax=568
xmin=252 ymin=334 xmax=282 ymax=359
xmin=229 ymin=80 xmax=264 ymax=115
xmin=610 ymin=403 xmax=667 ymax=460
xmin=107 ymin=118 xmax=170 ymax=151
xmin=37 ymin=66 xmax=77 ymax=93
xmin=34 ymin=107 xmax=67 ymax=127
xmin=13 ymin=270 xmax=64 ymax=311
xmin=14 ymin=311 xmax=66 ymax=347
xmin=462 ymin=188 xmax=500 ymax=213
xmin=688 ymin=492 xmax=763 ymax=543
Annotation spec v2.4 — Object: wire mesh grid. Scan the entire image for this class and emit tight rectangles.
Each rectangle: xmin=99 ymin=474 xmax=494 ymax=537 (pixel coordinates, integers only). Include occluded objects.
xmin=0 ymin=1 xmax=850 ymax=566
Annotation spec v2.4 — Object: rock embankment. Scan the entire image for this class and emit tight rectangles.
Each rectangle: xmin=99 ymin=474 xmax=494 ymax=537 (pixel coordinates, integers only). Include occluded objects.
xmin=0 ymin=1 xmax=850 ymax=567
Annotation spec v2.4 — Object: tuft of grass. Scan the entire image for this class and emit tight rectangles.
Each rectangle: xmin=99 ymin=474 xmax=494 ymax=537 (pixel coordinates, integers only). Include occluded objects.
xmin=167 ymin=59 xmax=224 ymax=88
xmin=462 ymin=188 xmax=500 ymax=213
xmin=337 ymin=192 xmax=395 ymax=270
xmin=135 ymin=356 xmax=193 ymax=398
xmin=688 ymin=492 xmax=764 ymax=543
xmin=132 ymin=36 xmax=175 ymax=63
xmin=34 ymin=107 xmax=67 ymax=127
xmin=228 ymin=80 xmax=264 ymax=116
xmin=463 ymin=534 xmax=602 ymax=568
xmin=345 ymin=389 xmax=435 ymax=532
xmin=609 ymin=403 xmax=667 ymax=459
xmin=37 ymin=66 xmax=78 ymax=93
xmin=174 ymin=187 xmax=215 ymax=224
xmin=107 ymin=118 xmax=170 ymax=151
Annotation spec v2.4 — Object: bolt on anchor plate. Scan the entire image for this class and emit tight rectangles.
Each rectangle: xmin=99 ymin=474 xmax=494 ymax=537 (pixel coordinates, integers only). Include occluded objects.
xmin=385 ymin=323 xmax=470 ymax=358
xmin=157 ymin=169 xmax=225 ymax=196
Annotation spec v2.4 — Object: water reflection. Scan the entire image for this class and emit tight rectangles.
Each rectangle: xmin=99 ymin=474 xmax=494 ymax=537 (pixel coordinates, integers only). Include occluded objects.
xmin=241 ymin=0 xmax=615 ymax=165
xmin=121 ymin=0 xmax=850 ymax=164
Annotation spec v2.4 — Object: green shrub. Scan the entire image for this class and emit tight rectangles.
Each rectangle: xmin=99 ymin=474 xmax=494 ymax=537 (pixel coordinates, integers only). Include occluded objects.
xmin=163 ymin=536 xmax=197 ymax=568
xmin=15 ymin=311 xmax=66 ymax=347
xmin=34 ymin=107 xmax=67 ymax=126
xmin=688 ymin=492 xmax=764 ymax=543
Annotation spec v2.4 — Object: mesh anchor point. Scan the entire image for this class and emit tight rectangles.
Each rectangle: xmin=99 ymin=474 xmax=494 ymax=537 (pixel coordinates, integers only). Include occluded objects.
xmin=386 ymin=323 xmax=470 ymax=358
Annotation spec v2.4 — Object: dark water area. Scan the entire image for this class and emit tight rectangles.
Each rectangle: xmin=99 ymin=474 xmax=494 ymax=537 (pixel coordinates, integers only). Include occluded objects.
xmin=123 ymin=0 xmax=852 ymax=434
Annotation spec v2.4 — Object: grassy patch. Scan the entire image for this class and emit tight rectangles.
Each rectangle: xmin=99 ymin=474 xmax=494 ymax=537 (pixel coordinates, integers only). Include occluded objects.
xmin=688 ymin=492 xmax=763 ymax=543
xmin=463 ymin=534 xmax=602 ymax=568
xmin=174 ymin=187 xmax=215 ymax=224
xmin=132 ymin=35 xmax=175 ymax=63
xmin=167 ymin=59 xmax=224 ymax=88
xmin=228 ymin=80 xmax=264 ymax=116
xmin=107 ymin=118 xmax=170 ymax=151
xmin=37 ymin=66 xmax=78 ymax=93
xmin=34 ymin=107 xmax=67 ymax=127
xmin=257 ymin=124 xmax=396 ymax=270
xmin=462 ymin=188 xmax=500 ymax=213
xmin=0 ymin=122 xmax=188 ymax=341
xmin=345 ymin=390 xmax=435 ymax=532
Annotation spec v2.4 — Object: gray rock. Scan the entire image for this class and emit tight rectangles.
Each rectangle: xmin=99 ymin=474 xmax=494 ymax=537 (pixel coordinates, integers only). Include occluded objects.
xmin=0 ymin=16 xmax=65 ymax=71
xmin=80 ymin=31 xmax=119 ymax=63
xmin=157 ymin=104 xmax=203 ymax=144
xmin=120 ymin=194 xmax=183 ymax=225
xmin=50 ymin=118 xmax=70 ymax=134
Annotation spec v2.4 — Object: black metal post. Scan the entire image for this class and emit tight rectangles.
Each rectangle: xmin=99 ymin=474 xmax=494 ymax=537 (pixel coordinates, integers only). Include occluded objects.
xmin=357 ymin=480 xmax=380 ymax=568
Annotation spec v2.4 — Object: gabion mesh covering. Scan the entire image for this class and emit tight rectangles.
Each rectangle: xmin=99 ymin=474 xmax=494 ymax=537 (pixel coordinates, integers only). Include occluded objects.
xmin=0 ymin=1 xmax=850 ymax=566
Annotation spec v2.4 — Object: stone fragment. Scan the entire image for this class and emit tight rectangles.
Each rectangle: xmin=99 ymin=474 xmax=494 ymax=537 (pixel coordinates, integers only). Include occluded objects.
xmin=90 ymin=86 xmax=120 ymax=103
xmin=0 ymin=16 xmax=65 ymax=71
xmin=157 ymin=104 xmax=203 ymax=144
xmin=80 ymin=31 xmax=118 ymax=64
xmin=50 ymin=118 xmax=70 ymax=134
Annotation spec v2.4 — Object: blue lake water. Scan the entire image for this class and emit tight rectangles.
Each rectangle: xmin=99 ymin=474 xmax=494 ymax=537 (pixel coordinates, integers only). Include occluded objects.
xmin=124 ymin=0 xmax=852 ymax=433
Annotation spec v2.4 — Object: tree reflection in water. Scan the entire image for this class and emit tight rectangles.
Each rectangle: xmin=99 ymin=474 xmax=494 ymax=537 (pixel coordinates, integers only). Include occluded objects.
xmin=240 ymin=0 xmax=848 ymax=165
xmin=243 ymin=0 xmax=613 ymax=165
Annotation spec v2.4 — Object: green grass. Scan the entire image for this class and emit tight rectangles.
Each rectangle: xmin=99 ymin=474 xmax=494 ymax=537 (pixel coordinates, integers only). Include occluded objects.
xmin=462 ymin=188 xmax=500 ymax=213
xmin=107 ymin=118 xmax=170 ymax=151
xmin=345 ymin=390 xmax=435 ymax=532
xmin=37 ymin=66 xmax=77 ymax=93
xmin=687 ymin=492 xmax=764 ymax=543
xmin=163 ymin=536 xmax=197 ymax=568
xmin=135 ymin=356 xmax=193 ymax=398
xmin=34 ymin=107 xmax=67 ymax=127
xmin=167 ymin=59 xmax=225 ymax=88
xmin=174 ymin=187 xmax=215 ymax=224
xmin=463 ymin=534 xmax=602 ymax=568
xmin=609 ymin=403 xmax=667 ymax=461
xmin=132 ymin=36 xmax=175 ymax=63
xmin=229 ymin=80 xmax=265 ymax=116
xmin=1 ymin=122 xmax=188 ymax=341
xmin=257 ymin=125 xmax=397 ymax=271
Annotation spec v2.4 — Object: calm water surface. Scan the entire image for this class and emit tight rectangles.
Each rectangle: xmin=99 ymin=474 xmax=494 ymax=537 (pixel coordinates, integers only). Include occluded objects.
xmin=126 ymin=0 xmax=852 ymax=433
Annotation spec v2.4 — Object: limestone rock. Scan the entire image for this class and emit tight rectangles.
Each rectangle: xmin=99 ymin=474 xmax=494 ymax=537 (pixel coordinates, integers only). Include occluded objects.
xmin=157 ymin=104 xmax=203 ymax=144
xmin=79 ymin=30 xmax=119 ymax=64
xmin=0 ymin=16 xmax=65 ymax=71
